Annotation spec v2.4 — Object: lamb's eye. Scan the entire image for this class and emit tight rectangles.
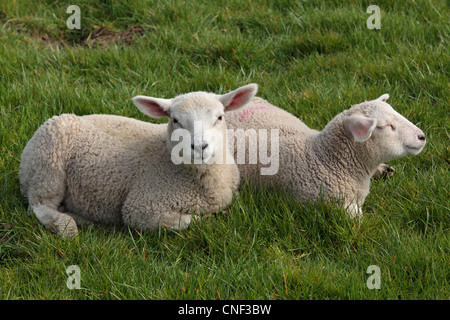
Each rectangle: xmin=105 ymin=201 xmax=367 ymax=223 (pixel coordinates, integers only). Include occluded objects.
xmin=377 ymin=124 xmax=395 ymax=131
xmin=215 ymin=115 xmax=224 ymax=126
xmin=172 ymin=118 xmax=183 ymax=128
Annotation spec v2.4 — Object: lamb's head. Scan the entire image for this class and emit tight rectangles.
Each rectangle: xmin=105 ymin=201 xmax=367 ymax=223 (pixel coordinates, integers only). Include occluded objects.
xmin=343 ymin=94 xmax=426 ymax=165
xmin=132 ymin=84 xmax=258 ymax=164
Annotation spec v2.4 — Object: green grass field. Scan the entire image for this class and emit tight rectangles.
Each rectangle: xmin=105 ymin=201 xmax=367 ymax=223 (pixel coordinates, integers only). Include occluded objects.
xmin=0 ymin=0 xmax=448 ymax=299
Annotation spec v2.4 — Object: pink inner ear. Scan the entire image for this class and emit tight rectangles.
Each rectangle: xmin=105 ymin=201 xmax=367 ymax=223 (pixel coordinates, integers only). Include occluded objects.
xmin=353 ymin=124 xmax=370 ymax=139
xmin=349 ymin=118 xmax=375 ymax=141
xmin=226 ymin=91 xmax=249 ymax=110
xmin=140 ymin=100 xmax=169 ymax=117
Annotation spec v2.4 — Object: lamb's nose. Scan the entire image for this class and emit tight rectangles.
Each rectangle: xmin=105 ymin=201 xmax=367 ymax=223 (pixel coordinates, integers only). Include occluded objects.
xmin=418 ymin=133 xmax=426 ymax=141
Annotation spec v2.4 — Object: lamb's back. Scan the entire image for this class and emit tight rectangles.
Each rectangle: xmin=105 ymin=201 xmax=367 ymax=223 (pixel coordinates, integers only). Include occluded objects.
xmin=226 ymin=97 xmax=316 ymax=136
xmin=225 ymin=97 xmax=318 ymax=188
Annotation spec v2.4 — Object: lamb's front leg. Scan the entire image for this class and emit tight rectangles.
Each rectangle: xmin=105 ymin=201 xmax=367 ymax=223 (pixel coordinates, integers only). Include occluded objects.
xmin=121 ymin=190 xmax=195 ymax=231
xmin=160 ymin=211 xmax=192 ymax=230
xmin=345 ymin=201 xmax=363 ymax=218
xmin=121 ymin=205 xmax=192 ymax=231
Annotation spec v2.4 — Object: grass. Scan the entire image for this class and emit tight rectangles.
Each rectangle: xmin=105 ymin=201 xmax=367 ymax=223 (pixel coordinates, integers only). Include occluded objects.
xmin=0 ymin=0 xmax=448 ymax=299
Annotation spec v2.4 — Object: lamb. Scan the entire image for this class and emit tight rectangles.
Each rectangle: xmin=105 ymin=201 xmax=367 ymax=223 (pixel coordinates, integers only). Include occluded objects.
xmin=19 ymin=84 xmax=258 ymax=237
xmin=226 ymin=94 xmax=426 ymax=217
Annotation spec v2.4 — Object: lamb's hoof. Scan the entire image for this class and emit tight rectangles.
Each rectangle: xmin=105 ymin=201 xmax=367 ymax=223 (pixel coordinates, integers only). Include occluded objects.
xmin=373 ymin=164 xmax=395 ymax=179
xmin=50 ymin=214 xmax=79 ymax=239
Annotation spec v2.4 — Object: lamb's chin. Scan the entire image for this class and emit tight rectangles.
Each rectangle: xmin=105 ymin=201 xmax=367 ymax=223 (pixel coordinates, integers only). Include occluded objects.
xmin=404 ymin=145 xmax=424 ymax=156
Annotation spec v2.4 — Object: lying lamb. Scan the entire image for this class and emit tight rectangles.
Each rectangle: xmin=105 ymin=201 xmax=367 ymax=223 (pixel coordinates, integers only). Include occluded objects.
xmin=226 ymin=94 xmax=426 ymax=217
xmin=19 ymin=84 xmax=258 ymax=237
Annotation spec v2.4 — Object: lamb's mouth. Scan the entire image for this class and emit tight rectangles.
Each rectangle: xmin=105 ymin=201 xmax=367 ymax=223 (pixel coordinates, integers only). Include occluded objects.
xmin=406 ymin=145 xmax=423 ymax=151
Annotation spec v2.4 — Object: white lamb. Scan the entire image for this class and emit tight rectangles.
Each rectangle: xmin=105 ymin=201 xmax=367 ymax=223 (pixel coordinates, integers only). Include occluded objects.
xmin=226 ymin=94 xmax=426 ymax=216
xmin=19 ymin=84 xmax=258 ymax=237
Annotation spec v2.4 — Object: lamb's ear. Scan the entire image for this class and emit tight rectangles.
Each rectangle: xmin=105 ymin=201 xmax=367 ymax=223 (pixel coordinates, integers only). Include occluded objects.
xmin=345 ymin=115 xmax=377 ymax=142
xmin=377 ymin=94 xmax=389 ymax=102
xmin=219 ymin=83 xmax=258 ymax=112
xmin=132 ymin=96 xmax=172 ymax=118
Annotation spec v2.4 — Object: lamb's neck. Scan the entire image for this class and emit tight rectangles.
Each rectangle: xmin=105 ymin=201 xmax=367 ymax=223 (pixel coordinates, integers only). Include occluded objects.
xmin=185 ymin=159 xmax=238 ymax=194
xmin=311 ymin=123 xmax=376 ymax=182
